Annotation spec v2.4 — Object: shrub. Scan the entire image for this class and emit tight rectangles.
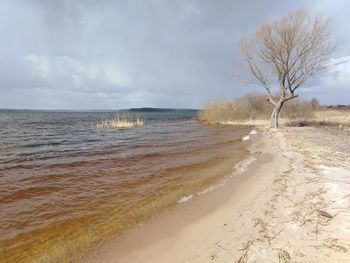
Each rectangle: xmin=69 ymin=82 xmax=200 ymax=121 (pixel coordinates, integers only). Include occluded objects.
xmin=198 ymin=93 xmax=314 ymax=124
xmin=281 ymin=98 xmax=314 ymax=120
xmin=197 ymin=100 xmax=235 ymax=124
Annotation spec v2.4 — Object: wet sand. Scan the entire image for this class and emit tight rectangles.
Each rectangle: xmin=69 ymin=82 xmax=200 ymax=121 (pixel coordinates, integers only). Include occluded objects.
xmin=82 ymin=126 xmax=350 ymax=263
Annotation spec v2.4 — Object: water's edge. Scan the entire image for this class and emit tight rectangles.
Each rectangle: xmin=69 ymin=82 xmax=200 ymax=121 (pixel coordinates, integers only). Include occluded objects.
xmin=82 ymin=129 xmax=265 ymax=263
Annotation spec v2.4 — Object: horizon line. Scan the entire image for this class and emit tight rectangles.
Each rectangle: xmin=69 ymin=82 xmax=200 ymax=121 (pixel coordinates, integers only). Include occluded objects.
xmin=0 ymin=107 xmax=200 ymax=112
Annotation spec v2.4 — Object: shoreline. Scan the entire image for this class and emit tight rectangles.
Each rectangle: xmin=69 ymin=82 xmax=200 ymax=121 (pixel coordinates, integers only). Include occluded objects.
xmin=82 ymin=130 xmax=275 ymax=262
xmin=82 ymin=125 xmax=350 ymax=263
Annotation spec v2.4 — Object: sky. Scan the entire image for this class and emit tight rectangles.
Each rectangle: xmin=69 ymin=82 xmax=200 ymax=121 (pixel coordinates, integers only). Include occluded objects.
xmin=0 ymin=0 xmax=349 ymax=110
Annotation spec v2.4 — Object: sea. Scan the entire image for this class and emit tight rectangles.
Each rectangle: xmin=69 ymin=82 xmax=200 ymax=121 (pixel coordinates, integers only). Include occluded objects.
xmin=0 ymin=109 xmax=251 ymax=262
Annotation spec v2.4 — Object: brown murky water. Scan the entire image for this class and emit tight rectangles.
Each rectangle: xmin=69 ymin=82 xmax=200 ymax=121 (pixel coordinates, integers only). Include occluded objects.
xmin=0 ymin=111 xmax=250 ymax=262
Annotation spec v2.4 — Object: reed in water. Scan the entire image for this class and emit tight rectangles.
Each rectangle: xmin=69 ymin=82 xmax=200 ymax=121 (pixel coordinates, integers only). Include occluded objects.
xmin=96 ymin=114 xmax=144 ymax=128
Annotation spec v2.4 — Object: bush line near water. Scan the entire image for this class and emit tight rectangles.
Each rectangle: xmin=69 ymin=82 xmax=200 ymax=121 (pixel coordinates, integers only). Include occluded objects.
xmin=198 ymin=93 xmax=317 ymax=124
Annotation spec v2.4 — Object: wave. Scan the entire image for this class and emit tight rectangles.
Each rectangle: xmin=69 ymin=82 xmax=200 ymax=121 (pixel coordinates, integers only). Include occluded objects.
xmin=234 ymin=156 xmax=256 ymax=174
xmin=177 ymin=194 xmax=194 ymax=204
xmin=196 ymin=156 xmax=256 ymax=196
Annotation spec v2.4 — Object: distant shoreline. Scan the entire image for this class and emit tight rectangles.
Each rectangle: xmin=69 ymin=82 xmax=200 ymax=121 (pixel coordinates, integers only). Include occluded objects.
xmin=0 ymin=107 xmax=199 ymax=113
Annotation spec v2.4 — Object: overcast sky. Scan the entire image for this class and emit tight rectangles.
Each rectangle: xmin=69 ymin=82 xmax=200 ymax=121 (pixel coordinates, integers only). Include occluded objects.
xmin=0 ymin=0 xmax=349 ymax=110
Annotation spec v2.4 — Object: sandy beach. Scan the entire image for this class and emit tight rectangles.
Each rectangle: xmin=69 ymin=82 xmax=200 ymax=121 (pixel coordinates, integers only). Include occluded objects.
xmin=83 ymin=121 xmax=350 ymax=263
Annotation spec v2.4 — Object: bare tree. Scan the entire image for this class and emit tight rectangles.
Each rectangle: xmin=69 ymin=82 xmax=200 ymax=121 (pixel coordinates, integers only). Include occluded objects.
xmin=239 ymin=10 xmax=340 ymax=128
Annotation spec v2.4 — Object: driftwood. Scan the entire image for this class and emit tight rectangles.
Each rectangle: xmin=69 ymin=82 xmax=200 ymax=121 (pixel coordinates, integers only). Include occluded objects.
xmin=316 ymin=209 xmax=333 ymax=219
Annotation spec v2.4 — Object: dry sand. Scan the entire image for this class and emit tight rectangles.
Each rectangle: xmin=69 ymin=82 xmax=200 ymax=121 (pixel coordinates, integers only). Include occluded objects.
xmin=82 ymin=120 xmax=350 ymax=262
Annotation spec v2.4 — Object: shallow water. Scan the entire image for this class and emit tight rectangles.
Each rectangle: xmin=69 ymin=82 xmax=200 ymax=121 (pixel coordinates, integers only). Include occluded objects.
xmin=0 ymin=110 xmax=249 ymax=262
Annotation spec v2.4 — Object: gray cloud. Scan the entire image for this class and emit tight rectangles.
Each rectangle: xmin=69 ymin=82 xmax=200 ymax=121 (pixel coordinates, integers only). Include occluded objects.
xmin=0 ymin=0 xmax=349 ymax=109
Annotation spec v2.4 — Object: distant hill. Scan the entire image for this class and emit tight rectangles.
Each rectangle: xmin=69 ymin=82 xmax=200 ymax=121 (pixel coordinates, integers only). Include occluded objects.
xmin=0 ymin=108 xmax=199 ymax=113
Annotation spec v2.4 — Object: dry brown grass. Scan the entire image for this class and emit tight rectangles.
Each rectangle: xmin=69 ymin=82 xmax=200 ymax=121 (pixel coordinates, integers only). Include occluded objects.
xmin=198 ymin=94 xmax=315 ymax=124
xmin=287 ymin=108 xmax=350 ymax=127
xmin=315 ymin=109 xmax=350 ymax=125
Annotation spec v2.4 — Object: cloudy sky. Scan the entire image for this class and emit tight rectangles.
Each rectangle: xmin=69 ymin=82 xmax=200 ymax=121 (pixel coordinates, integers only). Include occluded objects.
xmin=1 ymin=0 xmax=349 ymax=110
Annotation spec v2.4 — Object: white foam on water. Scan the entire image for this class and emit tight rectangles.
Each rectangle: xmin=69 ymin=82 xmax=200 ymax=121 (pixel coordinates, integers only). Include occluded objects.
xmin=198 ymin=156 xmax=256 ymax=196
xmin=198 ymin=185 xmax=216 ymax=195
xmin=177 ymin=194 xmax=193 ymax=204
xmin=242 ymin=135 xmax=250 ymax=141
xmin=242 ymin=129 xmax=257 ymax=141
xmin=198 ymin=180 xmax=227 ymax=195
xmin=234 ymin=156 xmax=256 ymax=174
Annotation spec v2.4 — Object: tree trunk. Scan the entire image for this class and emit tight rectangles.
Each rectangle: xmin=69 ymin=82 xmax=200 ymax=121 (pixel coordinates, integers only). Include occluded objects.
xmin=270 ymin=103 xmax=283 ymax=128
